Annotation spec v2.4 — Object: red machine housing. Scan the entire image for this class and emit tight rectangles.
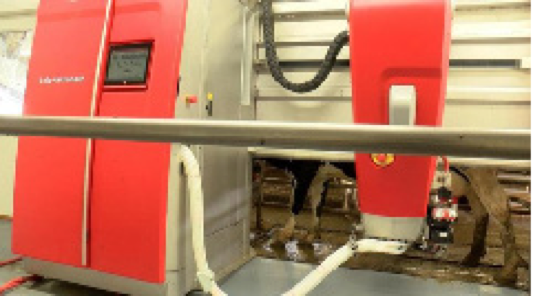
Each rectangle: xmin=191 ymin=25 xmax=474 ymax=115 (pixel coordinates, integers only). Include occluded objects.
xmin=14 ymin=0 xmax=187 ymax=284
xmin=349 ymin=0 xmax=452 ymax=224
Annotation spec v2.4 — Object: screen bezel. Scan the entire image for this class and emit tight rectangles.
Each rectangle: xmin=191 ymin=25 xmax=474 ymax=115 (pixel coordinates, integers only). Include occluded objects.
xmin=104 ymin=43 xmax=153 ymax=86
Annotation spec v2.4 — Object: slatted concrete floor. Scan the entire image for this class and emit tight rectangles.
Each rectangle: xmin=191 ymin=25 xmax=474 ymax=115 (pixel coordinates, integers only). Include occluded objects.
xmin=0 ymin=220 xmax=527 ymax=296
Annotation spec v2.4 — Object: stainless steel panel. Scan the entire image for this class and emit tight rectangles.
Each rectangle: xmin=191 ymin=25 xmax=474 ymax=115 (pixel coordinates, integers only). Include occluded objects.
xmin=361 ymin=214 xmax=425 ymax=242
xmin=176 ymin=0 xmax=253 ymax=292
xmin=23 ymin=259 xmax=174 ymax=295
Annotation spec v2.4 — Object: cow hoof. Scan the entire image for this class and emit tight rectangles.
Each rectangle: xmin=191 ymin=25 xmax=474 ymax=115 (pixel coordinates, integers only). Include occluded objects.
xmin=494 ymin=273 xmax=517 ymax=286
xmin=276 ymin=229 xmax=293 ymax=243
xmin=303 ymin=233 xmax=316 ymax=244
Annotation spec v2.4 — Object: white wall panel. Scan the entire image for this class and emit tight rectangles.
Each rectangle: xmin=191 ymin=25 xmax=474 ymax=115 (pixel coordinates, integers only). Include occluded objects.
xmin=257 ymin=101 xmax=353 ymax=123
xmin=0 ymin=136 xmax=17 ymax=217
xmin=0 ymin=0 xmax=38 ymax=32
xmin=0 ymin=1 xmax=37 ymax=216
xmin=254 ymin=0 xmax=531 ymax=130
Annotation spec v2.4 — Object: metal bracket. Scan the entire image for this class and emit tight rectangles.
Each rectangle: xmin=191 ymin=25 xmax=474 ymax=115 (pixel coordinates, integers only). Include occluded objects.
xmin=389 ymin=85 xmax=417 ymax=126
xmin=353 ymin=238 xmax=410 ymax=255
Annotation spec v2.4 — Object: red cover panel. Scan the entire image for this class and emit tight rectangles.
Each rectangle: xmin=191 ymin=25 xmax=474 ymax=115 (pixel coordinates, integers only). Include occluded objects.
xmin=349 ymin=0 xmax=451 ymax=217
xmin=13 ymin=0 xmax=112 ymax=266
xmin=88 ymin=0 xmax=188 ymax=283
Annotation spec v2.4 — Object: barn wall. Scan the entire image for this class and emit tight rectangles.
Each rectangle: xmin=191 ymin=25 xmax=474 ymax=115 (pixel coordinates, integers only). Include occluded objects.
xmin=254 ymin=0 xmax=531 ymax=129
xmin=0 ymin=0 xmax=37 ymax=217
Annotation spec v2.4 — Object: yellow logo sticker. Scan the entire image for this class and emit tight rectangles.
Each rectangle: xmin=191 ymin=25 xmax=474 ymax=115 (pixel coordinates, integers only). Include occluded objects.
xmin=371 ymin=153 xmax=395 ymax=168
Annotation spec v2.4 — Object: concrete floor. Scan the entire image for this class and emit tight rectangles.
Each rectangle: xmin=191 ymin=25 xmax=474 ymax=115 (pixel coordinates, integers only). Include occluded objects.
xmin=0 ymin=221 xmax=15 ymax=260
xmin=0 ymin=220 xmax=527 ymax=296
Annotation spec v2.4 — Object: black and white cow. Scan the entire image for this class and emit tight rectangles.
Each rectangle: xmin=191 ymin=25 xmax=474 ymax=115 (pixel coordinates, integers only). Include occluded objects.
xmin=256 ymin=159 xmax=356 ymax=242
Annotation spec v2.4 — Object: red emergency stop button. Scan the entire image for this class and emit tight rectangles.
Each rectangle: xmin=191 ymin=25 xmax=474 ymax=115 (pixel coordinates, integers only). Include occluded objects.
xmin=371 ymin=153 xmax=395 ymax=168
xmin=186 ymin=95 xmax=198 ymax=104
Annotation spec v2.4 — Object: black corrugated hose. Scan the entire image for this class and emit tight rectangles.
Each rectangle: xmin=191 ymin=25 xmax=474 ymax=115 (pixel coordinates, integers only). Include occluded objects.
xmin=261 ymin=0 xmax=349 ymax=93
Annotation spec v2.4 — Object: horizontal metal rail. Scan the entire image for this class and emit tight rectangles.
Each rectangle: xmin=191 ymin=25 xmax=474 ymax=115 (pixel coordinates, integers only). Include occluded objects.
xmin=0 ymin=115 xmax=530 ymax=160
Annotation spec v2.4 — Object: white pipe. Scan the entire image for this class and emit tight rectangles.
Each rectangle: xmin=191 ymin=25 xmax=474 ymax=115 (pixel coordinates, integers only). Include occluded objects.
xmin=179 ymin=145 xmax=226 ymax=296
xmin=283 ymin=244 xmax=355 ymax=296
xmin=179 ymin=145 xmax=409 ymax=296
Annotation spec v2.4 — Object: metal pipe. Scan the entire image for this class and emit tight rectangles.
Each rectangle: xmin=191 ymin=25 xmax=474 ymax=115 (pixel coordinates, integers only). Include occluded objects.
xmin=0 ymin=115 xmax=529 ymax=160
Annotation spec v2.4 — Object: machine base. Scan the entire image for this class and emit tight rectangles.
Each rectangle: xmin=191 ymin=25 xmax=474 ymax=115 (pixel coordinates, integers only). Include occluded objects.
xmin=23 ymin=251 xmax=255 ymax=296
xmin=23 ymin=259 xmax=170 ymax=295
xmin=362 ymin=214 xmax=424 ymax=242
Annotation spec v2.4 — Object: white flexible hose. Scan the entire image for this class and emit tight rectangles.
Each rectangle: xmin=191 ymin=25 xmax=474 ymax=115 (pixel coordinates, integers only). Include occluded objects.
xmin=179 ymin=145 xmax=406 ymax=296
xmin=283 ymin=244 xmax=355 ymax=296
xmin=180 ymin=146 xmax=227 ymax=296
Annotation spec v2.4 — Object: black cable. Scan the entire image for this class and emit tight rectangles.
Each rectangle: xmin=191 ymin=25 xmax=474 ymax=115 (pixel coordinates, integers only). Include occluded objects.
xmin=261 ymin=0 xmax=349 ymax=93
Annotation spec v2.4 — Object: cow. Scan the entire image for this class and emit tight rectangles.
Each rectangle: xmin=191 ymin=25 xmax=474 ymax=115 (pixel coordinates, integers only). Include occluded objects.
xmin=254 ymin=159 xmax=356 ymax=243
xmin=451 ymin=167 xmax=529 ymax=285
xmin=257 ymin=158 xmax=528 ymax=284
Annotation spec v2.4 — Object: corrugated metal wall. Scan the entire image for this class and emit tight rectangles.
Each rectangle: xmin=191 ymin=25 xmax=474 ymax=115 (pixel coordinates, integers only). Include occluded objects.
xmin=254 ymin=0 xmax=531 ymax=129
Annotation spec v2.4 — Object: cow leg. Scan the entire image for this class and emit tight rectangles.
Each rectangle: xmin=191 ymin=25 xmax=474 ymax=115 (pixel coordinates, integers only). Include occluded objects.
xmin=465 ymin=168 xmax=525 ymax=284
xmin=306 ymin=178 xmax=330 ymax=243
xmin=315 ymin=180 xmax=330 ymax=240
xmin=495 ymin=216 xmax=526 ymax=285
xmin=279 ymin=162 xmax=319 ymax=242
xmin=278 ymin=214 xmax=296 ymax=243
xmin=278 ymin=179 xmax=298 ymax=242
xmin=304 ymin=164 xmax=330 ymax=243
xmin=461 ymin=188 xmax=489 ymax=266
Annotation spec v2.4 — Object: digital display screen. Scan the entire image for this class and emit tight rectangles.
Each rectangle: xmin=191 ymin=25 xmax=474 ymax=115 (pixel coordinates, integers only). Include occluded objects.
xmin=105 ymin=44 xmax=151 ymax=85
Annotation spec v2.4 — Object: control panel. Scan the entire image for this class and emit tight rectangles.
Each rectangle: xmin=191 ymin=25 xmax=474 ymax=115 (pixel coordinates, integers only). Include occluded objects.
xmin=105 ymin=43 xmax=152 ymax=86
